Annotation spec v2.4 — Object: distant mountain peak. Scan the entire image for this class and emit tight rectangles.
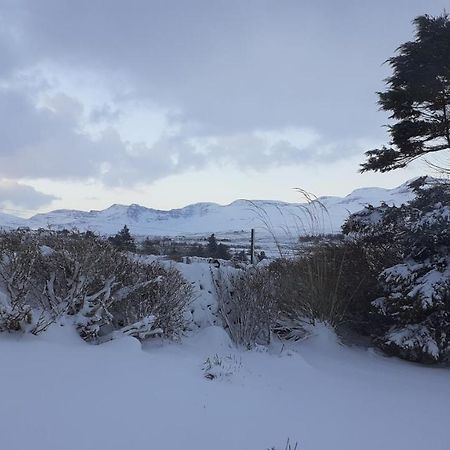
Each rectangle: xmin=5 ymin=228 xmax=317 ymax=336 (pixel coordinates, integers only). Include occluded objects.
xmin=0 ymin=179 xmax=423 ymax=236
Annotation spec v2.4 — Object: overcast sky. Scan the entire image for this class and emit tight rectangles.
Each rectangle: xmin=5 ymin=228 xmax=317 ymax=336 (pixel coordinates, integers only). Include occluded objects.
xmin=0 ymin=0 xmax=447 ymax=215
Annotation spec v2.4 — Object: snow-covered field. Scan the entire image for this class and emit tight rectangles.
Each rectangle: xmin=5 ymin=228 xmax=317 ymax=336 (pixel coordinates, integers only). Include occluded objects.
xmin=1 ymin=322 xmax=449 ymax=450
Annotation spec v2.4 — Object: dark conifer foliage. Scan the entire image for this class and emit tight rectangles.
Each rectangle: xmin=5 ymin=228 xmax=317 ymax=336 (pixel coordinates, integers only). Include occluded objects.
xmin=344 ymin=179 xmax=450 ymax=363
xmin=109 ymin=225 xmax=137 ymax=252
xmin=216 ymin=243 xmax=231 ymax=260
xmin=361 ymin=14 xmax=450 ymax=172
xmin=205 ymin=234 xmax=231 ymax=260
xmin=207 ymin=234 xmax=218 ymax=256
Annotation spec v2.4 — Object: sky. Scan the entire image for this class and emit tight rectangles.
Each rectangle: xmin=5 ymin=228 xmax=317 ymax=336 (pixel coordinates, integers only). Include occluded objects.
xmin=0 ymin=0 xmax=448 ymax=216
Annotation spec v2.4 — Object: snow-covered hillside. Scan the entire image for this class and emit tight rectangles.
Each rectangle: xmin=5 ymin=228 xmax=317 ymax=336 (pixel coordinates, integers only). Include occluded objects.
xmin=0 ymin=180 xmax=416 ymax=236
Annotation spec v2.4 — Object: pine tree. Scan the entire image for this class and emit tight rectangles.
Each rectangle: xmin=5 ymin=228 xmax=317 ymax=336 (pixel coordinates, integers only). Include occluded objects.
xmin=109 ymin=225 xmax=136 ymax=252
xmin=361 ymin=14 xmax=450 ymax=172
xmin=141 ymin=237 xmax=159 ymax=255
xmin=216 ymin=243 xmax=231 ymax=260
xmin=207 ymin=234 xmax=218 ymax=257
xmin=205 ymin=234 xmax=231 ymax=260
xmin=344 ymin=179 xmax=450 ymax=363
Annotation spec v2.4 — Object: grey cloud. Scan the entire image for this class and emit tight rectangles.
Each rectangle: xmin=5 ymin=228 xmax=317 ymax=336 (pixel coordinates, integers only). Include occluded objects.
xmin=0 ymin=0 xmax=447 ymax=187
xmin=99 ymin=135 xmax=209 ymax=187
xmin=0 ymin=180 xmax=57 ymax=209
xmin=0 ymin=89 xmax=110 ymax=179
xmin=0 ymin=88 xmax=207 ymax=184
xmin=0 ymin=89 xmax=53 ymax=154
xmin=4 ymin=0 xmax=448 ymax=140
xmin=192 ymin=132 xmax=365 ymax=171
xmin=0 ymin=85 xmax=371 ymax=186
xmin=89 ymin=104 xmax=121 ymax=124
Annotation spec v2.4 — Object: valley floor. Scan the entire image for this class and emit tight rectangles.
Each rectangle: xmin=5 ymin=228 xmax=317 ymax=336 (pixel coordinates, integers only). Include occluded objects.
xmin=1 ymin=324 xmax=448 ymax=450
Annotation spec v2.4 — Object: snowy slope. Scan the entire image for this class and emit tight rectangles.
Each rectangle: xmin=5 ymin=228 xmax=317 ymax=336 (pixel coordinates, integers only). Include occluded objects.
xmin=0 ymin=179 xmax=416 ymax=236
xmin=0 ymin=211 xmax=28 ymax=229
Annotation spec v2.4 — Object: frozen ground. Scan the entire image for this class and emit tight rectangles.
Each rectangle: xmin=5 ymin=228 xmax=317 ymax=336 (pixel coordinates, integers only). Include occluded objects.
xmin=1 ymin=323 xmax=448 ymax=450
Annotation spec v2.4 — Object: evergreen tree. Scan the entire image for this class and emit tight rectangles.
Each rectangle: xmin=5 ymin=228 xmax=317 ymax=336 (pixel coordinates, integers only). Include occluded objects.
xmin=205 ymin=233 xmax=231 ymax=259
xmin=207 ymin=234 xmax=218 ymax=256
xmin=109 ymin=225 xmax=136 ymax=252
xmin=188 ymin=243 xmax=204 ymax=258
xmin=361 ymin=14 xmax=450 ymax=172
xmin=141 ymin=237 xmax=159 ymax=255
xmin=344 ymin=179 xmax=450 ymax=363
xmin=216 ymin=243 xmax=231 ymax=260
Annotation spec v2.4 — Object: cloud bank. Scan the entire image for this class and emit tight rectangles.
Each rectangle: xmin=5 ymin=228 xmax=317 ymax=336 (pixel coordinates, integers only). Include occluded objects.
xmin=0 ymin=0 xmax=447 ymax=210
xmin=0 ymin=180 xmax=57 ymax=209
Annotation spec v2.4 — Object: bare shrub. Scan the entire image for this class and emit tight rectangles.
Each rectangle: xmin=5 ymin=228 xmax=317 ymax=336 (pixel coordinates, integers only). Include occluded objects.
xmin=214 ymin=267 xmax=278 ymax=348
xmin=0 ymin=230 xmax=50 ymax=333
xmin=0 ymin=230 xmax=193 ymax=342
xmin=0 ymin=294 xmax=33 ymax=333
xmin=35 ymin=231 xmax=131 ymax=340
xmin=110 ymin=262 xmax=193 ymax=340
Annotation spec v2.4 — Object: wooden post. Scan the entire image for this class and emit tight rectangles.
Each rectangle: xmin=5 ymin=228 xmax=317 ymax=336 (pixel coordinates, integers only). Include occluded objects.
xmin=250 ymin=228 xmax=255 ymax=264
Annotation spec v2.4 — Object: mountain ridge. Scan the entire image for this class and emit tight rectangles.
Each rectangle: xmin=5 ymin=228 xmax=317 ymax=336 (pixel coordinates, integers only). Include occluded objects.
xmin=0 ymin=179 xmax=420 ymax=236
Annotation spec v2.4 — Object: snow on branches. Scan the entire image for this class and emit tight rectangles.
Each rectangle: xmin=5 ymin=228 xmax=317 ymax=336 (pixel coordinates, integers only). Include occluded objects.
xmin=0 ymin=230 xmax=193 ymax=342
xmin=344 ymin=178 xmax=450 ymax=363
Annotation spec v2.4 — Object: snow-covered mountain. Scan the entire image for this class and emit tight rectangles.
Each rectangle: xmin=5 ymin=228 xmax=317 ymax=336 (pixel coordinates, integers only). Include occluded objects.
xmin=0 ymin=179 xmax=417 ymax=236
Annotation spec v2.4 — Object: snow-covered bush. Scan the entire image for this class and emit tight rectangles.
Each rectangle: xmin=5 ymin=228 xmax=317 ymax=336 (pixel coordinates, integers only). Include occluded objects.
xmin=344 ymin=179 xmax=450 ymax=363
xmin=0 ymin=230 xmax=50 ymax=333
xmin=0 ymin=230 xmax=193 ymax=342
xmin=36 ymin=231 xmax=136 ymax=340
xmin=110 ymin=262 xmax=193 ymax=340
xmin=214 ymin=267 xmax=278 ymax=349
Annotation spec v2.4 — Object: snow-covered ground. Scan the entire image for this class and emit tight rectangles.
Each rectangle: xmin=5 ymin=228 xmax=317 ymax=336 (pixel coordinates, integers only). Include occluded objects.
xmin=1 ymin=322 xmax=449 ymax=450
xmin=1 ymin=224 xmax=448 ymax=450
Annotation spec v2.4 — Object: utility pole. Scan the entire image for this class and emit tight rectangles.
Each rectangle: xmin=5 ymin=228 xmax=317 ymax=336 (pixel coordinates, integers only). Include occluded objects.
xmin=250 ymin=228 xmax=255 ymax=265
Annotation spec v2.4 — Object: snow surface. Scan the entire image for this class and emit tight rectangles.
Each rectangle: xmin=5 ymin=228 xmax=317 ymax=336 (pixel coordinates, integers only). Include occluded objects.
xmin=0 ymin=179 xmax=447 ymax=450
xmin=0 ymin=180 xmax=416 ymax=237
xmin=1 ymin=322 xmax=449 ymax=450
